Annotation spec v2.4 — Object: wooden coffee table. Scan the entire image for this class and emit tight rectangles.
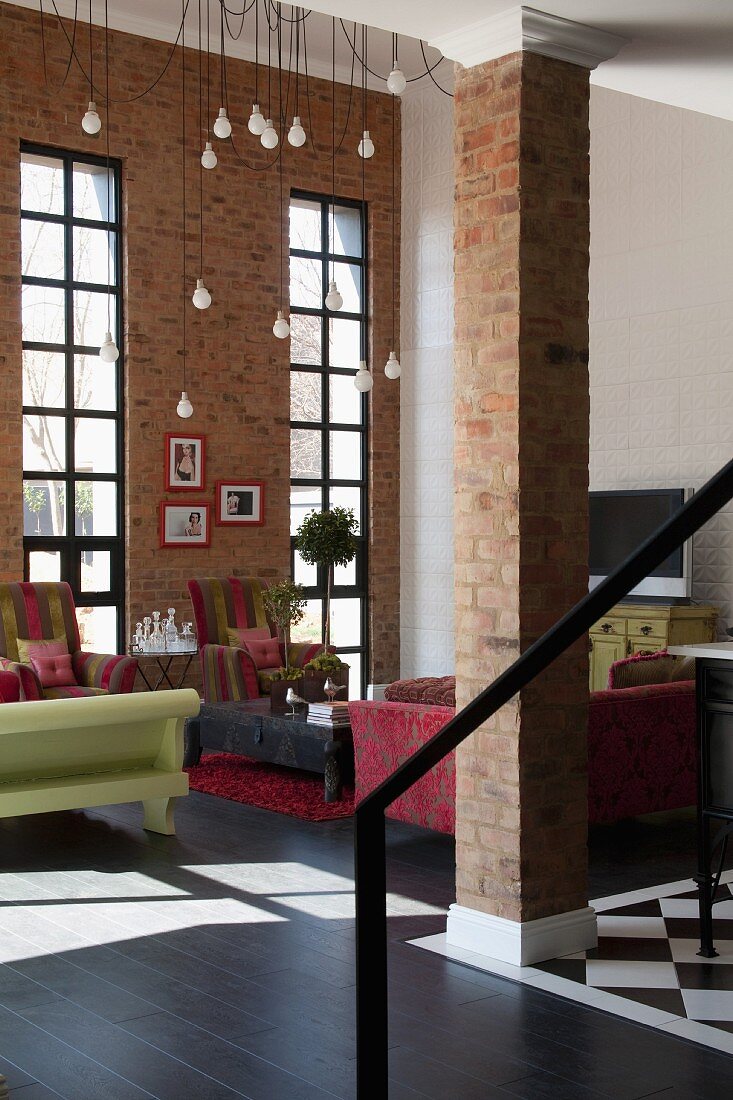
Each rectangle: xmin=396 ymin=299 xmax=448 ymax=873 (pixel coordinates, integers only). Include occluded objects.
xmin=184 ymin=698 xmax=353 ymax=803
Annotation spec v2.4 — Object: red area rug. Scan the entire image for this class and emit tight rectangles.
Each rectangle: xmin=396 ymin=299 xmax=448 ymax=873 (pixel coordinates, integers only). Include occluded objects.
xmin=186 ymin=752 xmax=355 ymax=822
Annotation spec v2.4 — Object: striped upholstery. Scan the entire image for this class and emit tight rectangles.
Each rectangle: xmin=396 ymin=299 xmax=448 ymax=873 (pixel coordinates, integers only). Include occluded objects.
xmin=0 ymin=671 xmax=21 ymax=703
xmin=0 ymin=582 xmax=80 ymax=661
xmin=187 ymin=577 xmax=276 ymax=646
xmin=44 ymin=685 xmax=108 ymax=699
xmin=73 ymin=651 xmax=138 ymax=694
xmin=0 ymin=657 xmax=42 ymax=701
xmin=0 ymin=582 xmax=137 ymax=701
xmin=187 ymin=577 xmax=329 ymax=703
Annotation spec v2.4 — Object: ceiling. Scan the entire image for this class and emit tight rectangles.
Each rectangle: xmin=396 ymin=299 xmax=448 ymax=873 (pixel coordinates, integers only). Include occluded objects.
xmin=13 ymin=0 xmax=733 ymax=119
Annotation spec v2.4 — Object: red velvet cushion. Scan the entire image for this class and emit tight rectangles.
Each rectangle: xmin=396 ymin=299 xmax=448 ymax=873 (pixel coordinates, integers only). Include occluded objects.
xmin=0 ymin=672 xmax=20 ymax=703
xmin=385 ymin=676 xmax=456 ymax=707
xmin=31 ymin=653 xmax=77 ymax=688
xmin=243 ymin=636 xmax=282 ymax=670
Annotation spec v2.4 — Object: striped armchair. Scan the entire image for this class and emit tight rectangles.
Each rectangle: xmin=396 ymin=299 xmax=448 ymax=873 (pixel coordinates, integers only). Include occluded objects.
xmin=0 ymin=582 xmax=137 ymax=701
xmin=187 ymin=576 xmax=329 ymax=703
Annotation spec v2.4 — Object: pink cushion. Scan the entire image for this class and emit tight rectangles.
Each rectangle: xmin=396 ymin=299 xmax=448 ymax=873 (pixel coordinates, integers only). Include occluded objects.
xmin=243 ymin=636 xmax=282 ymax=670
xmin=31 ymin=653 xmax=77 ymax=688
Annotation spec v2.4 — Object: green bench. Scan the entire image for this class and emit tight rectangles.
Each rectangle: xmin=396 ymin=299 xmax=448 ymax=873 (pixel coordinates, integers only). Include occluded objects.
xmin=0 ymin=689 xmax=200 ymax=834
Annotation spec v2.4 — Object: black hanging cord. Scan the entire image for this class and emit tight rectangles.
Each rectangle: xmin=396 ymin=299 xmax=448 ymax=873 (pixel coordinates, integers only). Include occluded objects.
xmin=198 ymin=0 xmax=205 ymax=274
xmin=331 ymin=15 xmax=336 ymax=282
xmin=420 ymin=40 xmax=453 ymax=97
xmin=360 ymin=22 xmax=367 ymax=366
xmin=294 ymin=6 xmax=299 ymax=121
xmin=88 ymin=0 xmax=94 ymax=97
xmin=181 ymin=0 xmax=187 ymax=393
xmin=339 ymin=19 xmax=450 ymax=89
xmin=39 ymin=0 xmax=79 ymax=93
xmin=48 ymin=0 xmax=193 ymax=104
xmin=302 ymin=16 xmax=356 ymax=164
xmin=206 ymin=0 xmax=211 ymax=130
xmin=266 ymin=0 xmax=271 ymax=119
xmin=391 ymin=90 xmax=396 ymax=351
xmin=219 ymin=0 xmax=225 ymax=104
xmin=254 ymin=0 xmax=259 ymax=104
xmin=104 ymin=0 xmax=112 ymax=334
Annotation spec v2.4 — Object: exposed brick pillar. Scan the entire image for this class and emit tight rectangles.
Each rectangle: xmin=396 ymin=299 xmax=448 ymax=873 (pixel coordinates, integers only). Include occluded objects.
xmin=450 ymin=49 xmax=594 ymax=964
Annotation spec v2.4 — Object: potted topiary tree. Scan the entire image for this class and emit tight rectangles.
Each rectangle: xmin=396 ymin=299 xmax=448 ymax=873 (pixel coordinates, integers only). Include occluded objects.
xmin=294 ymin=506 xmax=358 ymax=647
xmin=294 ymin=507 xmax=358 ymax=701
xmin=261 ymin=580 xmax=307 ymax=709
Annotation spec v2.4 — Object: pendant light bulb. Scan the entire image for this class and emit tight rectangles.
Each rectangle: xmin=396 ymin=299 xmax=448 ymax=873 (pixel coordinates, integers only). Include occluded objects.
xmin=287 ymin=116 xmax=306 ymax=148
xmin=325 ymin=281 xmax=343 ymax=311
xmin=387 ymin=68 xmax=407 ymax=95
xmin=354 ymin=361 xmax=373 ymax=392
xmin=248 ymin=103 xmax=266 ymax=135
xmin=273 ymin=309 xmax=290 ymax=339
xmin=201 ymin=141 xmax=218 ymax=169
xmin=261 ymin=119 xmax=279 ymax=149
xmin=192 ymin=278 xmax=212 ymax=310
xmin=99 ymin=331 xmax=119 ymax=363
xmin=358 ymin=130 xmax=375 ymax=159
xmin=176 ymin=390 xmax=194 ymax=419
xmin=213 ymin=107 xmax=232 ymax=139
xmin=82 ymin=100 xmax=102 ymax=135
xmin=385 ymin=351 xmax=401 ymax=379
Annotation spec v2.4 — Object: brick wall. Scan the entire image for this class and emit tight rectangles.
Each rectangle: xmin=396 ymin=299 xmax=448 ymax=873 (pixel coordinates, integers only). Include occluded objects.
xmin=453 ymin=51 xmax=590 ymax=923
xmin=0 ymin=2 xmax=400 ymax=686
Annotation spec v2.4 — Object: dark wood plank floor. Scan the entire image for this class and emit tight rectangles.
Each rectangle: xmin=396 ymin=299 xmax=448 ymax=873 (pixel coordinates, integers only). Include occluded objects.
xmin=0 ymin=794 xmax=729 ymax=1098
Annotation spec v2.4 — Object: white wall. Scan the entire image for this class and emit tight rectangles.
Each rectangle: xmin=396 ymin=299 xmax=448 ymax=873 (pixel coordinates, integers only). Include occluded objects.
xmin=400 ymin=81 xmax=455 ymax=678
xmin=398 ymin=82 xmax=733 ymax=680
xmin=590 ymin=86 xmax=733 ymax=634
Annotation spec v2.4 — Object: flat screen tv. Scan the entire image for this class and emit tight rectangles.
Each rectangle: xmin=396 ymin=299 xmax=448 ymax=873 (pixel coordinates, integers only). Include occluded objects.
xmin=589 ymin=488 xmax=693 ymax=600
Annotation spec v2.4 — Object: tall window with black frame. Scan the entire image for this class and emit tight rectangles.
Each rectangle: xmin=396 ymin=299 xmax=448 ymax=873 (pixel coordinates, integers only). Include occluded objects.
xmin=20 ymin=145 xmax=125 ymax=654
xmin=289 ymin=192 xmax=368 ymax=698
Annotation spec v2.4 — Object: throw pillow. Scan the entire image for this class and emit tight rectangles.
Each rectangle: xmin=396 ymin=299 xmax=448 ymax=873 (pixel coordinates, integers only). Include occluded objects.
xmin=31 ymin=652 xmax=77 ymax=688
xmin=608 ymin=649 xmax=696 ymax=690
xmin=243 ymin=636 xmax=282 ymax=670
xmin=227 ymin=626 xmax=271 ymax=649
xmin=16 ymin=635 xmax=69 ymax=666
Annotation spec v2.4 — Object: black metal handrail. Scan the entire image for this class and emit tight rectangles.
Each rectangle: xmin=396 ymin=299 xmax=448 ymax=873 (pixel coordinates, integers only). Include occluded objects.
xmin=355 ymin=456 xmax=733 ymax=1096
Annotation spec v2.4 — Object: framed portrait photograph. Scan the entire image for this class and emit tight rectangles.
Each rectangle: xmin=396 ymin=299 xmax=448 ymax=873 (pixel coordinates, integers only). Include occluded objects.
xmin=165 ymin=433 xmax=206 ymax=491
xmin=159 ymin=501 xmax=211 ymax=547
xmin=215 ymin=481 xmax=265 ymax=526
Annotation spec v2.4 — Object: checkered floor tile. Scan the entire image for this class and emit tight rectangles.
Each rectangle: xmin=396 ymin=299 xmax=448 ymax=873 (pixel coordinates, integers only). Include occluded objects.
xmin=411 ymin=873 xmax=733 ymax=1053
xmin=537 ymin=883 xmax=733 ymax=1034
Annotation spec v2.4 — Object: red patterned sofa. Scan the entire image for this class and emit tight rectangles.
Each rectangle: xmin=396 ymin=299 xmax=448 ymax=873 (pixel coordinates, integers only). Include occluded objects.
xmin=351 ymin=656 xmax=697 ymax=831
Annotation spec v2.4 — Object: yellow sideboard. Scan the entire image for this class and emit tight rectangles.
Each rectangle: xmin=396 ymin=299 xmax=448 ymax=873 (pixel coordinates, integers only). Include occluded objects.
xmin=589 ymin=602 xmax=718 ymax=692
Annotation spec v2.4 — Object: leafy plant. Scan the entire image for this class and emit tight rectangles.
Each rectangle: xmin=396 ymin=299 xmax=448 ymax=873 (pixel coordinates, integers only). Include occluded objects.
xmin=268 ymin=666 xmax=305 ymax=682
xmin=294 ymin=507 xmax=358 ymax=647
xmin=305 ymin=652 xmax=343 ymax=673
xmin=262 ymin=580 xmax=307 ymax=671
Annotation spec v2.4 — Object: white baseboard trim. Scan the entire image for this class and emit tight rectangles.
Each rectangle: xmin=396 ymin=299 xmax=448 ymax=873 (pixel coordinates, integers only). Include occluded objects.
xmin=446 ymin=903 xmax=597 ymax=966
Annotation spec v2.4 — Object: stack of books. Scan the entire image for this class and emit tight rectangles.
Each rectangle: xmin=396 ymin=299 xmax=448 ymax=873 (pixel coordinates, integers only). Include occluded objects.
xmin=307 ymin=701 xmax=351 ymax=728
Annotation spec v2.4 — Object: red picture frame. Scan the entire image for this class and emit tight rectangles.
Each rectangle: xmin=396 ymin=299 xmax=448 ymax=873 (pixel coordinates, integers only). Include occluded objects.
xmin=159 ymin=501 xmax=211 ymax=547
xmin=165 ymin=432 xmax=206 ymax=491
xmin=215 ymin=480 xmax=265 ymax=526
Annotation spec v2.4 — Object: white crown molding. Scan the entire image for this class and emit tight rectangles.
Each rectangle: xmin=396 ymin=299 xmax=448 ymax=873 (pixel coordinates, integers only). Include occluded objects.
xmin=13 ymin=0 xmax=388 ymax=91
xmin=446 ymin=903 xmax=597 ymax=967
xmin=431 ymin=6 xmax=628 ymax=71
